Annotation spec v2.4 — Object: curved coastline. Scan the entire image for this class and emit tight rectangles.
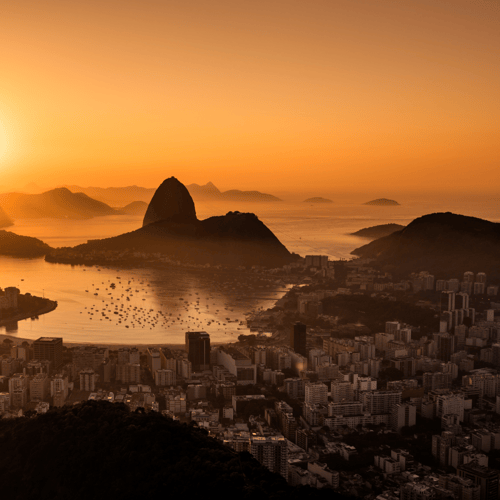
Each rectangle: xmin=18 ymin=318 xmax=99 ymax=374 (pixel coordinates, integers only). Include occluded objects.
xmin=0 ymin=299 xmax=58 ymax=328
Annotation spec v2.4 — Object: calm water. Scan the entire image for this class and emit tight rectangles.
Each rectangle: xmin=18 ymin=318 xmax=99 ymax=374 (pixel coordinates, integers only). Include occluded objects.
xmin=3 ymin=197 xmax=499 ymax=344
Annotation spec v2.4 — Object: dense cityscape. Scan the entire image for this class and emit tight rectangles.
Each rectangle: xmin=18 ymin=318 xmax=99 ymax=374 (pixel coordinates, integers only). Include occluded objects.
xmin=1 ymin=1 xmax=498 ymax=497
xmin=2 ymin=255 xmax=500 ymax=499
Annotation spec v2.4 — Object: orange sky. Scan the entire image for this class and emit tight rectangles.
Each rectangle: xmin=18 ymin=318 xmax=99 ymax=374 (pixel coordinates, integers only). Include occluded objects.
xmin=0 ymin=0 xmax=498 ymax=194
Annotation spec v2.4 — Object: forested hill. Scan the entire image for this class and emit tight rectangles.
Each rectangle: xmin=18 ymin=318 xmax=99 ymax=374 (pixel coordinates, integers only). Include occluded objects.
xmin=0 ymin=401 xmax=347 ymax=500
xmin=351 ymin=212 xmax=500 ymax=278
xmin=0 ymin=230 xmax=53 ymax=257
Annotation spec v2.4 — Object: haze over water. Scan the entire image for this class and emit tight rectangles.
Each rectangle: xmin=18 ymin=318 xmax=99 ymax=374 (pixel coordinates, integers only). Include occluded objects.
xmin=2 ymin=196 xmax=499 ymax=345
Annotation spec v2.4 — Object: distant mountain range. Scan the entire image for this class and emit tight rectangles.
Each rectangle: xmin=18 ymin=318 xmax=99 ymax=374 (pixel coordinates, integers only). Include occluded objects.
xmin=0 ymin=181 xmax=281 ymax=228
xmin=47 ymin=177 xmax=296 ymax=268
xmin=351 ymin=223 xmax=405 ymax=239
xmin=0 ymin=188 xmax=119 ymax=220
xmin=351 ymin=212 xmax=500 ymax=278
xmin=364 ymin=198 xmax=400 ymax=206
xmin=0 ymin=206 xmax=13 ymax=228
xmin=61 ymin=182 xmax=282 ymax=205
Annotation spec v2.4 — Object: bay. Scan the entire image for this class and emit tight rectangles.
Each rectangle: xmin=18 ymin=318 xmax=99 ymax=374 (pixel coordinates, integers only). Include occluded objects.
xmin=2 ymin=196 xmax=499 ymax=345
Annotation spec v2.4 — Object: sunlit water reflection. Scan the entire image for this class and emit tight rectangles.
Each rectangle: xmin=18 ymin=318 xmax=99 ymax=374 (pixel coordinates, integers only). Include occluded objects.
xmin=3 ymin=198 xmax=499 ymax=344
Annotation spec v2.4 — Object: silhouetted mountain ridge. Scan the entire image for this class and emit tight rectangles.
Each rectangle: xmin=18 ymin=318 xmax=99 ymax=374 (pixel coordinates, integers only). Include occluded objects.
xmin=50 ymin=177 xmax=296 ymax=267
xmin=351 ymin=212 xmax=500 ymax=278
xmin=60 ymin=182 xmax=282 ymax=204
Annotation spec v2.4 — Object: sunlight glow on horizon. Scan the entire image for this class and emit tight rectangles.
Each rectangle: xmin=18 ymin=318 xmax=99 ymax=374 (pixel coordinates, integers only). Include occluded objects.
xmin=0 ymin=0 xmax=498 ymax=194
xmin=0 ymin=119 xmax=9 ymax=163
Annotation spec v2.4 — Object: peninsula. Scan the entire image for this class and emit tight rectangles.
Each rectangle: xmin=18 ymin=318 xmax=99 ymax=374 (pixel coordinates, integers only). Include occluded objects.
xmin=0 ymin=289 xmax=57 ymax=327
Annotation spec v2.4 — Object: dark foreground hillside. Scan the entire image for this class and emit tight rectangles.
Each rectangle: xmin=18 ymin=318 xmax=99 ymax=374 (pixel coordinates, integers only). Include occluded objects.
xmin=0 ymin=401 xmax=347 ymax=500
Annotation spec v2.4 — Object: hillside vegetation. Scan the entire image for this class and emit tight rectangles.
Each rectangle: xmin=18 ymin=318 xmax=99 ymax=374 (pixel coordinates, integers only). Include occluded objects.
xmin=0 ymin=401 xmax=346 ymax=500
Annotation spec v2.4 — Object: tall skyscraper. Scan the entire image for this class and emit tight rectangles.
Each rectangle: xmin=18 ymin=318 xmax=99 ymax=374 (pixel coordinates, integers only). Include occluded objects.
xmin=463 ymin=271 xmax=475 ymax=283
xmin=385 ymin=321 xmax=400 ymax=335
xmin=455 ymin=292 xmax=469 ymax=310
xmin=447 ymin=279 xmax=460 ymax=293
xmin=305 ymin=382 xmax=328 ymax=405
xmin=33 ymin=337 xmax=63 ymax=370
xmin=437 ymin=334 xmax=456 ymax=362
xmin=290 ymin=322 xmax=307 ymax=356
xmin=391 ymin=403 xmax=416 ymax=432
xmin=250 ymin=436 xmax=288 ymax=478
xmin=441 ymin=291 xmax=456 ymax=312
xmin=185 ymin=331 xmax=210 ymax=371
xmin=476 ymin=272 xmax=487 ymax=284
xmin=79 ymin=369 xmax=96 ymax=391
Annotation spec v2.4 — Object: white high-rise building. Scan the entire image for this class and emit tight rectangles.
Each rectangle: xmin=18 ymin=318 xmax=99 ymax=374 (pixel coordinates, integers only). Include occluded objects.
xmin=391 ymin=403 xmax=416 ymax=432
xmin=147 ymin=348 xmax=162 ymax=372
xmin=331 ymin=381 xmax=354 ymax=403
xmin=359 ymin=391 xmax=402 ymax=414
xmin=30 ymin=373 xmax=49 ymax=401
xmin=455 ymin=292 xmax=470 ymax=310
xmin=400 ymin=328 xmax=412 ymax=343
xmin=155 ymin=369 xmax=176 ymax=386
xmin=436 ymin=393 xmax=465 ymax=422
xmin=0 ymin=393 xmax=11 ymax=412
xmin=476 ymin=272 xmax=487 ymax=284
xmin=80 ymin=369 xmax=96 ymax=391
xmin=463 ymin=271 xmax=475 ymax=283
xmin=385 ymin=322 xmax=400 ymax=335
xmin=305 ymin=382 xmax=328 ymax=405
xmin=250 ymin=436 xmax=288 ymax=478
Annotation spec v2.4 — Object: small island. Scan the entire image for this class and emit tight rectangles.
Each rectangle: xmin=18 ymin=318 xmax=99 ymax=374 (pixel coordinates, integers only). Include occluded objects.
xmin=303 ymin=197 xmax=333 ymax=203
xmin=364 ymin=198 xmax=400 ymax=206
xmin=351 ymin=223 xmax=405 ymax=239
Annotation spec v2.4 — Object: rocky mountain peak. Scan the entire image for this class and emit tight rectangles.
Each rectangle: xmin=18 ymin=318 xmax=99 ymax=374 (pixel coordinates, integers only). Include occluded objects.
xmin=143 ymin=177 xmax=198 ymax=227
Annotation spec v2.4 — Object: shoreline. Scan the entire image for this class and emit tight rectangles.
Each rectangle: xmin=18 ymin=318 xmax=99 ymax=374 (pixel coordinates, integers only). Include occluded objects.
xmin=0 ymin=299 xmax=58 ymax=328
xmin=0 ymin=259 xmax=296 ymax=349
xmin=0 ymin=331 xmax=241 ymax=352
